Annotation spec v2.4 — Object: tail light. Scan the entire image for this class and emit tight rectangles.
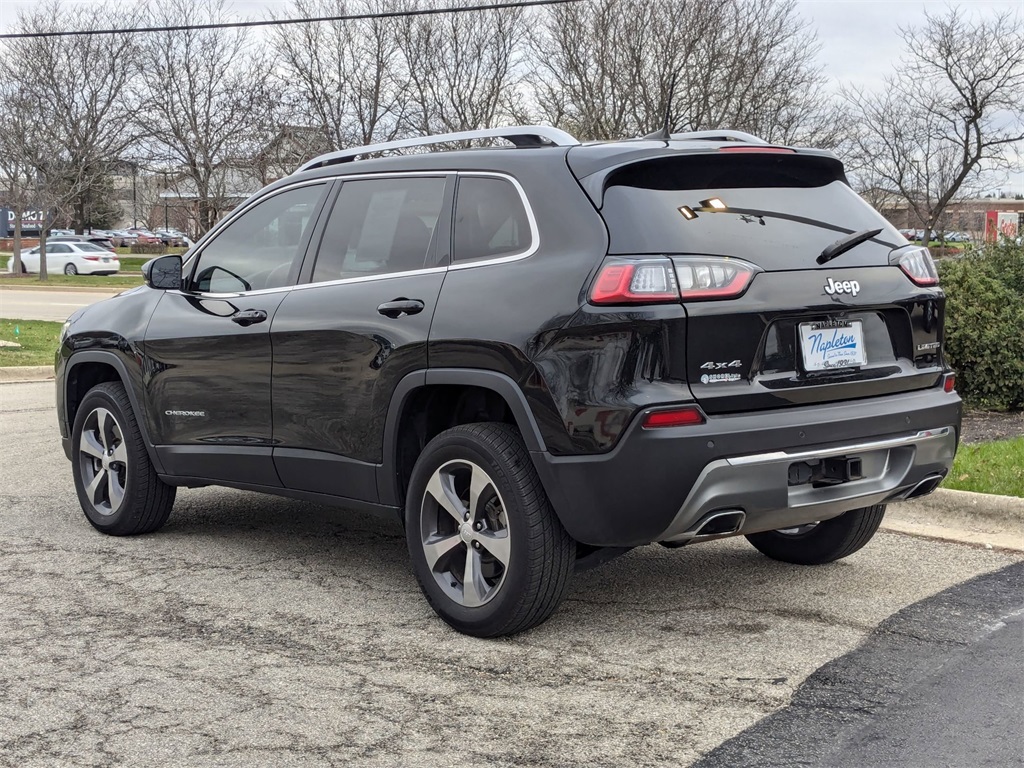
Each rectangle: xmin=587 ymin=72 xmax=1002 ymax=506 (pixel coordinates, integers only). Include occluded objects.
xmin=590 ymin=258 xmax=679 ymax=304
xmin=81 ymin=256 xmax=100 ymax=261
xmin=943 ymin=373 xmax=956 ymax=393
xmin=672 ymin=257 xmax=761 ymax=300
xmin=893 ymin=246 xmax=939 ymax=286
xmin=590 ymin=256 xmax=760 ymax=305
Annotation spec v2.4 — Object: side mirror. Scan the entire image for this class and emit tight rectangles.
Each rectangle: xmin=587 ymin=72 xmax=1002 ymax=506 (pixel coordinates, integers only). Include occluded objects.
xmin=142 ymin=255 xmax=182 ymax=290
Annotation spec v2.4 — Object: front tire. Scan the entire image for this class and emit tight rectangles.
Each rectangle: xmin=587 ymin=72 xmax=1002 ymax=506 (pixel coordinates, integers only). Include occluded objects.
xmin=745 ymin=504 xmax=886 ymax=565
xmin=72 ymin=381 xmax=175 ymax=535
xmin=405 ymin=423 xmax=575 ymax=638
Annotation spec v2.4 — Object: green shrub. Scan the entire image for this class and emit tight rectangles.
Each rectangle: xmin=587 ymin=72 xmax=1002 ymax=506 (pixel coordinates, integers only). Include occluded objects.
xmin=130 ymin=242 xmax=166 ymax=255
xmin=939 ymin=243 xmax=1024 ymax=411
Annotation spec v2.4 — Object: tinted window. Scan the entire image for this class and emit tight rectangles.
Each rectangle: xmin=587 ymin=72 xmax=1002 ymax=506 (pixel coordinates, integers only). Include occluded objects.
xmin=311 ymin=177 xmax=445 ymax=283
xmin=600 ymin=156 xmax=902 ymax=270
xmin=453 ymin=176 xmax=531 ymax=262
xmin=49 ymin=244 xmax=72 ymax=254
xmin=77 ymin=243 xmax=106 ymax=253
xmin=190 ymin=184 xmax=325 ymax=293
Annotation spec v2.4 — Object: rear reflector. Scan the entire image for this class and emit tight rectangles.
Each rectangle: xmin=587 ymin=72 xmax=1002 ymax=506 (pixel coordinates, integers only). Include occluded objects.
xmin=643 ymin=407 xmax=706 ymax=428
xmin=943 ymin=374 xmax=956 ymax=393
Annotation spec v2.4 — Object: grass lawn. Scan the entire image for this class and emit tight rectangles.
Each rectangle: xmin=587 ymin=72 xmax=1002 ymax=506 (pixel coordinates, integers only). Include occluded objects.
xmin=0 ymin=273 xmax=142 ymax=288
xmin=944 ymin=437 xmax=1024 ymax=498
xmin=0 ymin=319 xmax=62 ymax=367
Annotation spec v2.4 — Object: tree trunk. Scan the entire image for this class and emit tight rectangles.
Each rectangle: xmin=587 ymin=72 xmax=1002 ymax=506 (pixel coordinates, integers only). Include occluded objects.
xmin=38 ymin=228 xmax=48 ymax=282
xmin=12 ymin=206 xmax=23 ymax=275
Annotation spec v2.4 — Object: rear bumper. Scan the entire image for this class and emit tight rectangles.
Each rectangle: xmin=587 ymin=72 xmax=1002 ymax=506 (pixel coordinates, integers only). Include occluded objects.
xmin=533 ymin=387 xmax=961 ymax=547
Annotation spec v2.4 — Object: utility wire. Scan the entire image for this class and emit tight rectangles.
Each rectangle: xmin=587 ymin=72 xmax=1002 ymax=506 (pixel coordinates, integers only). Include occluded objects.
xmin=0 ymin=0 xmax=580 ymax=40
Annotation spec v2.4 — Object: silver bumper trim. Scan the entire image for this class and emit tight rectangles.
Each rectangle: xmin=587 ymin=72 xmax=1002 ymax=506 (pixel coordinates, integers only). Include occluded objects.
xmin=659 ymin=427 xmax=956 ymax=542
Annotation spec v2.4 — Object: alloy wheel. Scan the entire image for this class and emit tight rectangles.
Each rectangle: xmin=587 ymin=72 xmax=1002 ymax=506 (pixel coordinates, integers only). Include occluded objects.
xmin=77 ymin=407 xmax=128 ymax=516
xmin=419 ymin=460 xmax=511 ymax=608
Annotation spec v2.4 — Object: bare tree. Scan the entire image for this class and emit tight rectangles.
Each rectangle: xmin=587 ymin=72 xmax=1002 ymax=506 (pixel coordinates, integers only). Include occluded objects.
xmin=532 ymin=0 xmax=832 ymax=143
xmin=531 ymin=0 xmax=647 ymax=140
xmin=138 ymin=0 xmax=275 ymax=235
xmin=844 ymin=8 xmax=1024 ymax=244
xmin=2 ymin=1 xmax=143 ymax=238
xmin=400 ymin=0 xmax=528 ymax=134
xmin=273 ymin=0 xmax=409 ymax=156
xmin=0 ymin=87 xmax=38 ymax=275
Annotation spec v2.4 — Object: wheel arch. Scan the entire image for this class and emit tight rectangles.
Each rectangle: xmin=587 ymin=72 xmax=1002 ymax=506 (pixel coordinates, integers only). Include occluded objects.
xmin=64 ymin=351 xmax=165 ymax=473
xmin=377 ymin=368 xmax=548 ymax=507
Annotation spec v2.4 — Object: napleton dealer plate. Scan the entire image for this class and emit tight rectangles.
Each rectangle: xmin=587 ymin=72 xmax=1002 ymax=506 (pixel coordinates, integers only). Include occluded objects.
xmin=799 ymin=320 xmax=866 ymax=371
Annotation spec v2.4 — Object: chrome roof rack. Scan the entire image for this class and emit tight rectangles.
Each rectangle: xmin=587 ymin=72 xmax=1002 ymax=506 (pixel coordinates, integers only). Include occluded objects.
xmin=667 ymin=129 xmax=769 ymax=144
xmin=296 ymin=125 xmax=580 ymax=173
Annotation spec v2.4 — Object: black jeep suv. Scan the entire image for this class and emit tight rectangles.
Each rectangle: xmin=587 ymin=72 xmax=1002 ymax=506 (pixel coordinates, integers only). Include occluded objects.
xmin=56 ymin=126 xmax=961 ymax=637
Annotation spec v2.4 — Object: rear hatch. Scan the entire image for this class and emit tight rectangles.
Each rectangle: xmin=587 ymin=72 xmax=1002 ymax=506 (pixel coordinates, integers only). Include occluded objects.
xmin=576 ymin=149 xmax=945 ymax=414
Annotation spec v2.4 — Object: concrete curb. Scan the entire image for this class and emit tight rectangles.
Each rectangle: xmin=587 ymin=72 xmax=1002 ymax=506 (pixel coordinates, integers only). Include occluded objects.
xmin=0 ymin=366 xmax=54 ymax=383
xmin=883 ymin=488 xmax=1023 ymax=552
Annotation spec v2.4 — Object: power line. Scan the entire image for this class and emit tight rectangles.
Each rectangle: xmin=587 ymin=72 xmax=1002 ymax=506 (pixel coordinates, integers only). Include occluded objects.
xmin=0 ymin=0 xmax=580 ymax=40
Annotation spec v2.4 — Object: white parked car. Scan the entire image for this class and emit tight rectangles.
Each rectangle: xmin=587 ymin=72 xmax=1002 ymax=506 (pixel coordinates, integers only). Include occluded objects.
xmin=8 ymin=242 xmax=121 ymax=275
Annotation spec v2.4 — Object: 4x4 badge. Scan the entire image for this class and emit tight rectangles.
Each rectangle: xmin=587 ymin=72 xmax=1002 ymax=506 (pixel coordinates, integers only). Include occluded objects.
xmin=824 ymin=277 xmax=860 ymax=297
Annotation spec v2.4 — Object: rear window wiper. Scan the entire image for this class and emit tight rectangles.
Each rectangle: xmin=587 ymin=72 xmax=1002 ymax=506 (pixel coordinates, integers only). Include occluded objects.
xmin=817 ymin=228 xmax=883 ymax=265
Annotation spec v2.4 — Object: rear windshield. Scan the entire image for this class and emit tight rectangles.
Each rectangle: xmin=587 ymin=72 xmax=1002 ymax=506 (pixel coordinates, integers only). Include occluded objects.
xmin=601 ymin=155 xmax=903 ymax=268
xmin=77 ymin=243 xmax=108 ymax=253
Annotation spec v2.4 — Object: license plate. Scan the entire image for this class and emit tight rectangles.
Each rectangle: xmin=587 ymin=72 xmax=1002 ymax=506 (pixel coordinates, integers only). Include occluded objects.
xmin=799 ymin=320 xmax=866 ymax=371
xmin=101 ymin=258 xmax=110 ymax=262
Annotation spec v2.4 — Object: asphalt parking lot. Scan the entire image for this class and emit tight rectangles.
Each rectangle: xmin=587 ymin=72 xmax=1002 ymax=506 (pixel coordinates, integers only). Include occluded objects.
xmin=1 ymin=380 xmax=1020 ymax=767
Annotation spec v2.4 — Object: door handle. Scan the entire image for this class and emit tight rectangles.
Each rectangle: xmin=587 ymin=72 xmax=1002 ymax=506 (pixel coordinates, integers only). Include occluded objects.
xmin=377 ymin=298 xmax=425 ymax=318
xmin=231 ymin=308 xmax=268 ymax=326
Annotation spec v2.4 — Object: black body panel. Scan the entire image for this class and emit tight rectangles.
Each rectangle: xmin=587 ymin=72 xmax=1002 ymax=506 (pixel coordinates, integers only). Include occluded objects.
xmin=142 ymin=290 xmax=287 ymax=485
xmin=270 ymin=272 xmax=445 ymax=495
xmin=683 ymin=268 xmax=945 ymax=413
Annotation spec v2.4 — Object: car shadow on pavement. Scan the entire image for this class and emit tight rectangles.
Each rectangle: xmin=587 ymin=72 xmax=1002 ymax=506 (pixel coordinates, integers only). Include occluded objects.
xmin=136 ymin=485 xmax=876 ymax=638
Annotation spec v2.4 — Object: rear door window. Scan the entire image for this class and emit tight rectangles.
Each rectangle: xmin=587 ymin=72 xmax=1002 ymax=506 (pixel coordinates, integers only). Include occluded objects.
xmin=311 ymin=176 xmax=446 ymax=283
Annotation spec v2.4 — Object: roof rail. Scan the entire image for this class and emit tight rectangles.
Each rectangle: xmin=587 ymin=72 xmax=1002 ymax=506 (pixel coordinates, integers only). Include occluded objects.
xmin=296 ymin=125 xmax=580 ymax=173
xmin=667 ymin=130 xmax=769 ymax=145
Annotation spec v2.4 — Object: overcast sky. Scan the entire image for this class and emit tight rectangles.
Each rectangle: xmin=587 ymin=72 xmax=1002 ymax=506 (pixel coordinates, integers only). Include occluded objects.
xmin=0 ymin=0 xmax=1020 ymax=94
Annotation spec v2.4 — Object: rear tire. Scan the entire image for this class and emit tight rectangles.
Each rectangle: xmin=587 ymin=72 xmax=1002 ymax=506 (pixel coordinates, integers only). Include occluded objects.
xmin=405 ymin=423 xmax=575 ymax=638
xmin=72 ymin=381 xmax=175 ymax=535
xmin=64 ymin=263 xmax=77 ymax=275
xmin=745 ymin=504 xmax=886 ymax=565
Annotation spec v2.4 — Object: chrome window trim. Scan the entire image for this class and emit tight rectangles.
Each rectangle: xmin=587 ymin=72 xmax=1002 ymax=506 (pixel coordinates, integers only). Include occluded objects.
xmin=294 ymin=265 xmax=450 ymax=292
xmin=448 ymin=172 xmax=539 ymax=270
xmin=181 ymin=169 xmax=536 ymax=300
xmin=185 ymin=266 xmax=452 ymax=300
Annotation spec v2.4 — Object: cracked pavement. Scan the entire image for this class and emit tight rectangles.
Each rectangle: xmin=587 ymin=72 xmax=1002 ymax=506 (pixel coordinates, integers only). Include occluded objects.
xmin=1 ymin=381 xmax=1020 ymax=767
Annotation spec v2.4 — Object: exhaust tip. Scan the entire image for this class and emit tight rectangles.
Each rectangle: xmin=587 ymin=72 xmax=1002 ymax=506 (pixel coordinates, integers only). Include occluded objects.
xmin=906 ymin=474 xmax=945 ymax=499
xmin=660 ymin=509 xmax=746 ymax=546
xmin=690 ymin=509 xmax=745 ymax=539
